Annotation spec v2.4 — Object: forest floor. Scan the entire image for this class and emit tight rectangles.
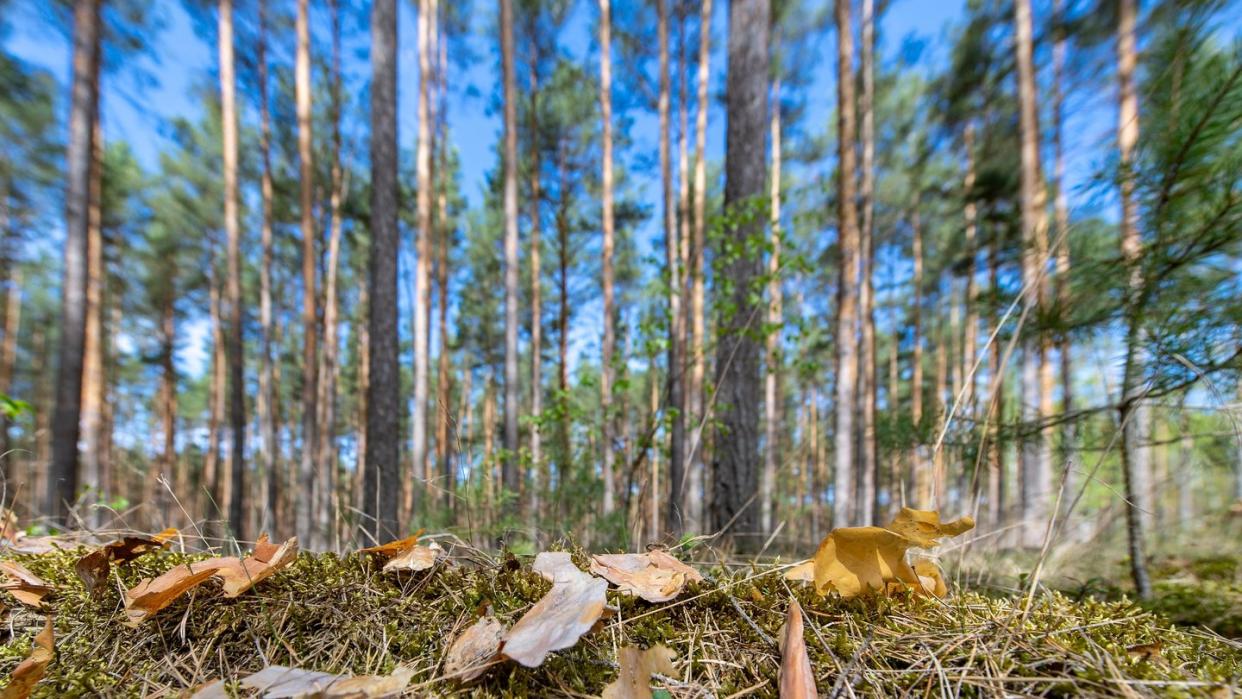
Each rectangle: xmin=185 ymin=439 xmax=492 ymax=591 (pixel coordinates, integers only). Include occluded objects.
xmin=1 ymin=532 xmax=1240 ymax=698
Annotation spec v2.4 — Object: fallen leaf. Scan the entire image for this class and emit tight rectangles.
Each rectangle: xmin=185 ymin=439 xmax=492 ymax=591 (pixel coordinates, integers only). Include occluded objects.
xmin=783 ymin=560 xmax=815 ymax=582
xmin=357 ymin=529 xmax=425 ymax=560
xmin=0 ymin=616 xmax=53 ymax=699
xmin=382 ymin=541 xmax=442 ymax=573
xmin=0 ymin=561 xmax=53 ymax=608
xmin=75 ymin=528 xmax=177 ymax=597
xmin=885 ymin=508 xmax=975 ymax=549
xmin=601 ymin=644 xmax=677 ymax=699
xmin=325 ymin=666 xmax=415 ymax=698
xmin=3 ymin=536 xmax=75 ymax=555
xmin=443 ymin=616 xmax=505 ymax=682
xmin=589 ymin=550 xmax=703 ymax=603
xmin=123 ymin=560 xmax=230 ymax=626
xmin=503 ymin=552 xmax=608 ymax=667
xmin=778 ymin=599 xmax=816 ymax=699
xmin=236 ymin=664 xmax=413 ymax=698
xmin=212 ymin=534 xmax=299 ymax=597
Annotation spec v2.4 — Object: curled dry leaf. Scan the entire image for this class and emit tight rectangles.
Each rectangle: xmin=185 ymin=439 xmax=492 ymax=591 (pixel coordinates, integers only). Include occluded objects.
xmin=357 ymin=529 xmax=425 ymax=561
xmin=443 ymin=616 xmax=505 ymax=683
xmin=213 ymin=534 xmax=299 ymax=597
xmin=382 ymin=541 xmax=443 ymax=573
xmin=601 ymin=644 xmax=677 ymax=699
xmin=123 ymin=560 xmax=228 ymax=627
xmin=778 ymin=599 xmax=816 ymax=699
xmin=0 ymin=561 xmax=53 ymax=608
xmin=75 ymin=527 xmax=178 ymax=597
xmin=236 ymin=664 xmax=413 ymax=698
xmin=811 ymin=509 xmax=974 ymax=599
xmin=589 ymin=550 xmax=703 ymax=603
xmin=0 ymin=616 xmax=53 ymax=699
xmin=503 ymin=552 xmax=608 ymax=667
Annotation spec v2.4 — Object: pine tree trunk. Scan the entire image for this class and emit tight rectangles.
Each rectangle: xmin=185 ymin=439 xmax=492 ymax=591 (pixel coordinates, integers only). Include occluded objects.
xmin=80 ymin=113 xmax=103 ymax=520
xmin=219 ymin=0 xmax=247 ymax=540
xmin=962 ymin=123 xmax=979 ymax=423
xmin=204 ymin=271 xmax=226 ymax=526
xmin=1051 ymin=1 xmax=1074 ymax=507
xmin=295 ymin=0 xmax=319 ymax=544
xmin=687 ymin=0 xmax=712 ymax=534
xmin=987 ymin=233 xmax=1006 ymax=530
xmin=557 ymin=141 xmax=572 ymax=521
xmin=159 ymin=295 xmax=177 ymax=528
xmin=661 ymin=0 xmax=684 ymax=539
xmin=762 ymin=76 xmax=782 ymax=536
xmin=436 ymin=18 xmax=454 ymax=518
xmin=1116 ymin=0 xmax=1151 ymax=599
xmin=910 ymin=207 xmax=925 ymax=505
xmin=673 ymin=2 xmax=691 ymax=537
xmin=856 ymin=0 xmax=877 ymax=525
xmin=50 ymin=0 xmax=101 ymax=523
xmin=1177 ymin=410 xmax=1194 ymax=525
xmin=257 ymin=0 xmax=280 ymax=538
xmin=500 ymin=0 xmax=521 ymax=524
xmin=599 ymin=0 xmax=617 ymax=518
xmin=354 ymin=281 xmax=370 ymax=517
xmin=712 ymin=0 xmax=768 ymax=550
xmin=527 ymin=40 xmax=544 ymax=533
xmin=411 ymin=0 xmax=434 ymax=523
xmin=366 ymin=0 xmax=402 ymax=542
xmin=0 ymin=269 xmax=20 ymax=459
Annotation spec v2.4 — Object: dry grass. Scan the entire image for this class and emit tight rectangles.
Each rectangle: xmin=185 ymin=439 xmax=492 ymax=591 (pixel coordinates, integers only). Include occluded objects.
xmin=0 ymin=539 xmax=1239 ymax=698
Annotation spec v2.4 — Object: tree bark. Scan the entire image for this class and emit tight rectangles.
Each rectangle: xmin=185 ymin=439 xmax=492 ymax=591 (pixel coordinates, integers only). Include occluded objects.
xmin=257 ymin=0 xmax=280 ymax=539
xmin=686 ymin=0 xmax=712 ymax=534
xmin=1051 ymin=4 xmax=1075 ymax=510
xmin=204 ymin=269 xmax=226 ymax=526
xmin=856 ymin=0 xmax=877 ymax=525
xmin=762 ymin=76 xmax=782 ymax=536
xmin=556 ymin=140 xmax=572 ymax=521
xmin=711 ymin=0 xmax=768 ymax=550
xmin=660 ymin=0 xmax=683 ymax=541
xmin=500 ymin=0 xmax=521 ymax=523
xmin=599 ymin=0 xmax=617 ymax=518
xmin=672 ymin=2 xmax=691 ymax=537
xmin=0 ymin=269 xmax=20 ymax=459
xmin=527 ymin=33 xmax=544 ymax=532
xmin=410 ymin=0 xmax=434 ymax=522
xmin=295 ymin=0 xmax=319 ymax=544
xmin=49 ymin=0 xmax=101 ymax=523
xmin=910 ymin=207 xmax=925 ymax=505
xmin=987 ymin=230 xmax=1006 ymax=530
xmin=1116 ymin=0 xmax=1151 ymax=599
xmin=1014 ymin=0 xmax=1052 ymax=547
xmin=366 ymin=0 xmax=401 ymax=542
xmin=80 ymin=112 xmax=103 ymax=520
xmin=218 ymin=0 xmax=247 ymax=540
xmin=962 ymin=123 xmax=978 ymax=421
xmin=159 ymin=294 xmax=177 ymax=528
xmin=436 ymin=18 xmax=454 ymax=516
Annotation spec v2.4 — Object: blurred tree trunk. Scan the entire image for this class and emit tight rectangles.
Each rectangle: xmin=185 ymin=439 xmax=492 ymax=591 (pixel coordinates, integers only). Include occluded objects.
xmin=987 ymin=225 xmax=1005 ymax=530
xmin=257 ymin=0 xmax=279 ymax=536
xmin=295 ymin=0 xmax=319 ymax=544
xmin=673 ymin=1 xmax=691 ymax=538
xmin=687 ymin=0 xmax=712 ymax=534
xmin=933 ymin=317 xmax=948 ymax=508
xmin=50 ymin=0 xmax=101 ymax=523
xmin=410 ymin=0 xmax=434 ymax=523
xmin=556 ymin=140 xmax=572 ymax=520
xmin=1115 ymin=0 xmax=1151 ymax=599
xmin=365 ymin=0 xmax=401 ymax=542
xmin=159 ymin=295 xmax=177 ymax=528
xmin=204 ymin=269 xmax=226 ymax=526
xmin=316 ymin=0 xmax=346 ymax=549
xmin=1177 ymin=410 xmax=1194 ymax=525
xmin=500 ymin=0 xmax=521 ymax=524
xmin=962 ymin=123 xmax=978 ymax=423
xmin=910 ymin=207 xmax=925 ymax=506
xmin=1051 ymin=0 xmax=1074 ymax=508
xmin=832 ymin=0 xmax=858 ymax=529
xmin=219 ymin=0 xmax=246 ymax=541
xmin=659 ymin=0 xmax=683 ymax=542
xmin=353 ymin=281 xmax=370 ymax=518
xmin=599 ymin=0 xmax=617 ymax=518
xmin=887 ymin=318 xmax=900 ymax=517
xmin=856 ymin=0 xmax=877 ymax=525
xmin=527 ymin=32 xmax=544 ymax=532
xmin=711 ymin=0 xmax=768 ymax=550
xmin=762 ymin=75 xmax=782 ymax=536
xmin=81 ymin=114 xmax=103 ymax=522
xmin=0 ymin=269 xmax=20 ymax=459
xmin=436 ymin=19 xmax=454 ymax=517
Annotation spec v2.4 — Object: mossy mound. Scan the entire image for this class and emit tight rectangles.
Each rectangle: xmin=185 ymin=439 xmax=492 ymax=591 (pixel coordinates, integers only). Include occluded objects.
xmin=1 ymin=545 xmax=1240 ymax=697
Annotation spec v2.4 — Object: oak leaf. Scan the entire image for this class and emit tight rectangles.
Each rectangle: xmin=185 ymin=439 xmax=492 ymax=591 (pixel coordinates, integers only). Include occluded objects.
xmin=502 ymin=552 xmax=607 ymax=667
xmin=75 ymin=527 xmax=177 ymax=597
xmin=0 ymin=616 xmax=53 ymax=699
xmin=601 ymin=644 xmax=677 ymax=699
xmin=778 ymin=599 xmax=816 ymax=699
xmin=589 ymin=550 xmax=703 ymax=603
xmin=212 ymin=534 xmax=299 ymax=597
xmin=443 ymin=616 xmax=505 ymax=682
xmin=0 ymin=561 xmax=53 ymax=608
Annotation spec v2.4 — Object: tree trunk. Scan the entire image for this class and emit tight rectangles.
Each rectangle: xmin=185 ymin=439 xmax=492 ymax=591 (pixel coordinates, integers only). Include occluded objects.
xmin=218 ymin=0 xmax=247 ymax=540
xmin=962 ymin=123 xmax=978 ymax=421
xmin=987 ymin=230 xmax=1006 ymax=530
xmin=436 ymin=17 xmax=454 ymax=517
xmin=0 ymin=269 xmax=20 ymax=459
xmin=354 ymin=280 xmax=370 ymax=517
xmin=831 ymin=0 xmax=859 ymax=529
xmin=1052 ymin=1 xmax=1074 ymax=510
xmin=856 ymin=0 xmax=877 ymax=525
xmin=599 ymin=0 xmax=617 ymax=518
xmin=910 ymin=207 xmax=925 ymax=505
xmin=660 ymin=0 xmax=683 ymax=540
xmin=672 ymin=2 xmax=691 ymax=538
xmin=1116 ymin=0 xmax=1151 ymax=599
xmin=295 ymin=0 xmax=319 ymax=544
xmin=556 ymin=140 xmax=572 ymax=521
xmin=500 ymin=0 xmax=521 ymax=524
xmin=1014 ymin=0 xmax=1052 ymax=547
xmin=49 ymin=0 xmax=101 ymax=523
xmin=410 ymin=0 xmax=434 ymax=523
xmin=257 ymin=0 xmax=280 ymax=539
xmin=762 ymin=76 xmax=782 ymax=536
xmin=316 ymin=0 xmax=346 ymax=549
xmin=366 ymin=0 xmax=401 ymax=542
xmin=159 ymin=295 xmax=177 ymax=528
xmin=204 ymin=270 xmax=226 ymax=526
xmin=81 ymin=113 xmax=103 ymax=520
xmin=528 ymin=38 xmax=544 ymax=533
xmin=1177 ymin=410 xmax=1194 ymax=525
xmin=687 ymin=0 xmax=712 ymax=534
xmin=711 ymin=0 xmax=768 ymax=550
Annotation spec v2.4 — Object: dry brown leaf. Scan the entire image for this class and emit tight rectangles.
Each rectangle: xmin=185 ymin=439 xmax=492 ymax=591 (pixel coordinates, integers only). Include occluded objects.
xmin=783 ymin=560 xmax=815 ymax=582
xmin=601 ymin=644 xmax=676 ymax=699
xmin=502 ymin=552 xmax=608 ymax=667
xmin=74 ymin=528 xmax=177 ymax=597
xmin=778 ymin=599 xmax=816 ymax=699
xmin=885 ymin=508 xmax=975 ymax=548
xmin=0 ymin=615 xmax=53 ymax=699
xmin=235 ymin=664 xmax=413 ymax=698
xmin=0 ymin=561 xmax=53 ymax=608
xmin=589 ymin=550 xmax=702 ymax=603
xmin=382 ymin=541 xmax=442 ymax=573
xmin=123 ymin=559 xmax=230 ymax=626
xmin=443 ymin=616 xmax=505 ymax=682
xmin=357 ymin=529 xmax=425 ymax=560
xmin=325 ymin=666 xmax=415 ymax=698
xmin=212 ymin=534 xmax=299 ymax=597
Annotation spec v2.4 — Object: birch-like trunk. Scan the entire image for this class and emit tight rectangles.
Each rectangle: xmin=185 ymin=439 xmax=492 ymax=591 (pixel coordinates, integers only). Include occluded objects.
xmin=295 ymin=0 xmax=319 ymax=544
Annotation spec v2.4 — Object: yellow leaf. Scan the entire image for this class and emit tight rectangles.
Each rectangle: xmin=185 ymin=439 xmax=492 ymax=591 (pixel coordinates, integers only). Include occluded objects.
xmin=0 ymin=616 xmax=53 ymax=699
xmin=778 ymin=599 xmax=816 ymax=699
xmin=443 ymin=616 xmax=505 ymax=682
xmin=885 ymin=508 xmax=974 ymax=549
xmin=502 ymin=552 xmax=607 ymax=667
xmin=357 ymin=529 xmax=425 ymax=560
xmin=589 ymin=550 xmax=702 ymax=603
xmin=123 ymin=560 xmax=230 ymax=627
xmin=0 ymin=561 xmax=53 ymax=608
xmin=212 ymin=534 xmax=299 ymax=597
xmin=601 ymin=644 xmax=677 ymax=699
